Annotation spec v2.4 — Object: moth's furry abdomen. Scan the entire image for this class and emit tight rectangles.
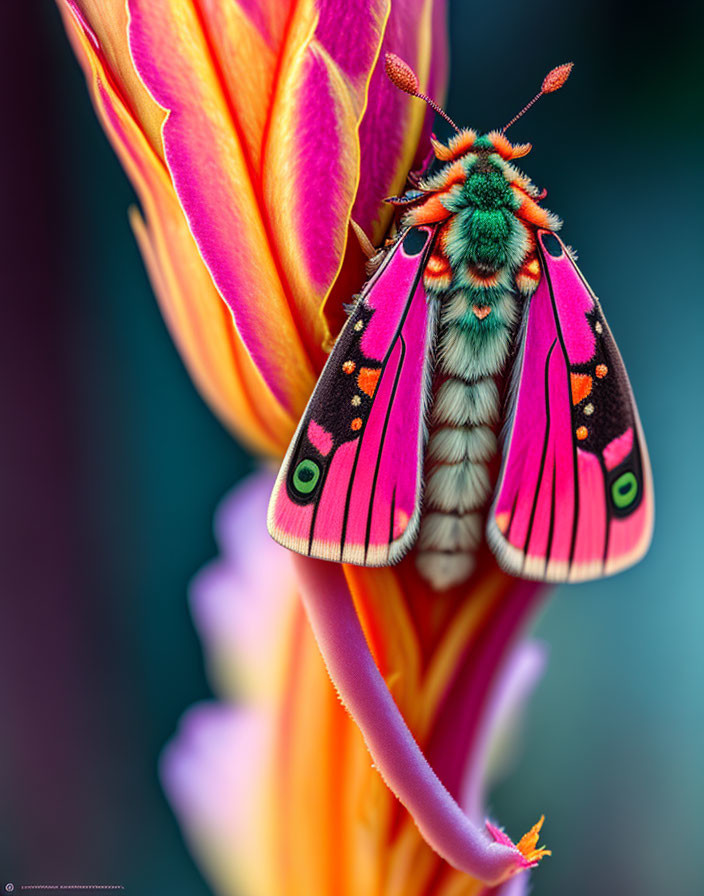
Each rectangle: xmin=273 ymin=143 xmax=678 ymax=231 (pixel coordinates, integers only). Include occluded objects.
xmin=425 ymin=460 xmax=492 ymax=514
xmin=431 ymin=378 xmax=499 ymax=427
xmin=415 ymin=551 xmax=476 ymax=592
xmin=418 ymin=511 xmax=482 ymax=552
xmin=426 ymin=426 xmax=497 ymax=465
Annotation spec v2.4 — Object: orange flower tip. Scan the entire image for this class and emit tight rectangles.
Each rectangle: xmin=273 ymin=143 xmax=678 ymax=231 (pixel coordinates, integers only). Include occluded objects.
xmin=486 ymin=815 xmax=551 ymax=869
xmin=385 ymin=53 xmax=420 ymax=95
xmin=542 ymin=62 xmax=574 ymax=94
xmin=516 ymin=815 xmax=552 ymax=867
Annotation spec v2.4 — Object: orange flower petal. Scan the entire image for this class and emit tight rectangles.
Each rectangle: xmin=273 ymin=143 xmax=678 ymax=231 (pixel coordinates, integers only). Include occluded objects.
xmin=63 ymin=0 xmax=166 ymax=156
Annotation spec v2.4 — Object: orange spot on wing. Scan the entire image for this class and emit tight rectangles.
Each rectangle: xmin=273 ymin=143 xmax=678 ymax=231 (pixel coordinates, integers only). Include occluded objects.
xmin=342 ymin=360 xmax=355 ymax=374
xmin=351 ymin=417 xmax=363 ymax=431
xmin=357 ymin=367 xmax=380 ymax=398
xmin=576 ymin=425 xmax=588 ymax=440
xmin=596 ymin=364 xmax=608 ymax=378
xmin=570 ymin=373 xmax=593 ymax=405
xmin=495 ymin=511 xmax=510 ymax=534
xmin=393 ymin=509 xmax=410 ymax=538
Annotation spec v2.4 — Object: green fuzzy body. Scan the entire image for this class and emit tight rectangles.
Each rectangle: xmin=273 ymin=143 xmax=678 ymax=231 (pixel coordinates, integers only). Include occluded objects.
xmin=417 ymin=142 xmax=532 ymax=589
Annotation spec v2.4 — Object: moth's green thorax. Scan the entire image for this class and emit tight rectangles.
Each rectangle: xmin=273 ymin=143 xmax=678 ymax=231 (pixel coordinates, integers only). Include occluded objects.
xmin=424 ymin=141 xmax=531 ymax=375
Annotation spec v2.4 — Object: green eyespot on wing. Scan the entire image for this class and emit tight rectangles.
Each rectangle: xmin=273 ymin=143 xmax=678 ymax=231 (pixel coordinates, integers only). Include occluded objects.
xmin=611 ymin=471 xmax=638 ymax=509
xmin=292 ymin=459 xmax=320 ymax=495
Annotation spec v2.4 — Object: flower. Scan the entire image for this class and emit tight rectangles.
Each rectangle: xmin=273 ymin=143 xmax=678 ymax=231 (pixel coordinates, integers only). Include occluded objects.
xmin=58 ymin=0 xmax=553 ymax=891
xmin=57 ymin=0 xmax=447 ymax=455
xmin=163 ymin=473 xmax=548 ymax=896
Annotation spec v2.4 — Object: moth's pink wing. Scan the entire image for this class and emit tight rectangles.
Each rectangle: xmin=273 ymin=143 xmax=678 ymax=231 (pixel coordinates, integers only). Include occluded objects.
xmin=488 ymin=230 xmax=653 ymax=582
xmin=268 ymin=226 xmax=438 ymax=565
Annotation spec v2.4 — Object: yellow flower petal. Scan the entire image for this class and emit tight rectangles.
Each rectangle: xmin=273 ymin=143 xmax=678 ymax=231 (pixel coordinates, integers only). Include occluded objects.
xmin=63 ymin=0 xmax=166 ymax=155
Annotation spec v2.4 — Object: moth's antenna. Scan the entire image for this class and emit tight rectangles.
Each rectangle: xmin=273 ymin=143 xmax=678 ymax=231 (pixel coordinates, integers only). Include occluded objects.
xmin=502 ymin=63 xmax=573 ymax=133
xmin=385 ymin=53 xmax=460 ymax=133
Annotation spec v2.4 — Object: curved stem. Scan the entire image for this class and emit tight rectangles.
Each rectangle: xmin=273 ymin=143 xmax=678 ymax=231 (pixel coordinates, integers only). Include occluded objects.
xmin=292 ymin=556 xmax=528 ymax=886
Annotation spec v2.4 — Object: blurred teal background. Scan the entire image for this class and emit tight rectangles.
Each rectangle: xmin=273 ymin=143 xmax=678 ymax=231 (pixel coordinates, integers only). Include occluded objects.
xmin=1 ymin=2 xmax=702 ymax=894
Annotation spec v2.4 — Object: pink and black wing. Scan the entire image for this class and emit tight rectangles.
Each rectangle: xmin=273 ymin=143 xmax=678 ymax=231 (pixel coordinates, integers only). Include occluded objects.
xmin=488 ymin=230 xmax=653 ymax=582
xmin=268 ymin=226 xmax=438 ymax=565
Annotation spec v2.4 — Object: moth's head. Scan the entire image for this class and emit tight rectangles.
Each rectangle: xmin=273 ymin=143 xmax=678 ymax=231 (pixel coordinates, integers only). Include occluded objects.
xmin=384 ymin=54 xmax=573 ymax=161
xmin=430 ymin=130 xmax=532 ymax=164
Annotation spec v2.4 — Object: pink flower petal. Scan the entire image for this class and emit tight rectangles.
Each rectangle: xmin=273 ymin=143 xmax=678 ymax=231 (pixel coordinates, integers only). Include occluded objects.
xmin=498 ymin=872 xmax=531 ymax=896
xmin=354 ymin=0 xmax=450 ymax=244
xmin=162 ymin=703 xmax=266 ymax=839
xmin=128 ymin=0 xmax=394 ymax=412
xmin=128 ymin=0 xmax=318 ymax=412
xmin=190 ymin=472 xmax=296 ymax=698
xmin=161 ymin=702 xmax=279 ymax=896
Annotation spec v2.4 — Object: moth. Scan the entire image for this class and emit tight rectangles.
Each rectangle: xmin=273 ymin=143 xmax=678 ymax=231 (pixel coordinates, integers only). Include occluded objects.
xmin=268 ymin=55 xmax=654 ymax=590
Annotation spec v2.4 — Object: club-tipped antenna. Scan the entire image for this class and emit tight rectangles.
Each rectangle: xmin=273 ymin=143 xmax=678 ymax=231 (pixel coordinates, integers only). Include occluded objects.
xmin=502 ymin=62 xmax=573 ymax=133
xmin=385 ymin=53 xmax=460 ymax=133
